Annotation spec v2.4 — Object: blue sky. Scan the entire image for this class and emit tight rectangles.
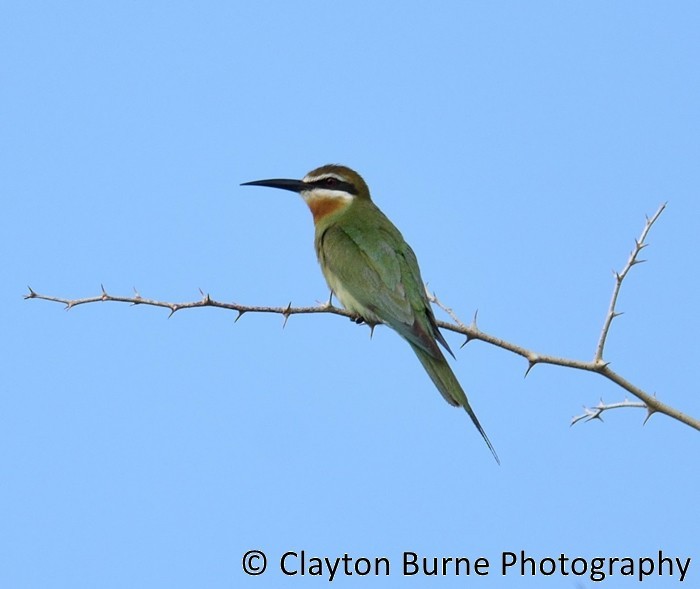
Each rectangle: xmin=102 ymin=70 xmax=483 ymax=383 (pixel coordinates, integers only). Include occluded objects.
xmin=2 ymin=2 xmax=699 ymax=587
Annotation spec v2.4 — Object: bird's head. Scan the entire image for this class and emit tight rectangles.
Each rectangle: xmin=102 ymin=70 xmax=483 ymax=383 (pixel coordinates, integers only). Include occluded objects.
xmin=241 ymin=164 xmax=370 ymax=223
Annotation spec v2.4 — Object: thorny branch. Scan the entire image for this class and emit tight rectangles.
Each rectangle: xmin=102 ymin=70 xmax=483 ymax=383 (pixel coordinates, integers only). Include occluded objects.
xmin=25 ymin=203 xmax=699 ymax=432
xmin=570 ymin=399 xmax=648 ymax=426
xmin=595 ymin=203 xmax=667 ymax=362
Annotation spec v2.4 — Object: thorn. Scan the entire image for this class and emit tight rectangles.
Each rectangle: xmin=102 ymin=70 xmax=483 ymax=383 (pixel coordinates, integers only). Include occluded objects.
xmin=460 ymin=335 xmax=471 ymax=348
xmin=235 ymin=310 xmax=246 ymax=323
xmin=643 ymin=407 xmax=655 ymax=425
xmin=611 ymin=311 xmax=624 ymax=318
xmin=100 ymin=284 xmax=108 ymax=300
xmin=282 ymin=302 xmax=293 ymax=329
xmin=594 ymin=359 xmax=611 ymax=370
xmin=24 ymin=286 xmax=37 ymax=300
xmin=524 ymin=357 xmax=538 ymax=378
xmin=168 ymin=305 xmax=179 ymax=318
xmin=471 ymin=309 xmax=479 ymax=329
xmin=130 ymin=286 xmax=142 ymax=306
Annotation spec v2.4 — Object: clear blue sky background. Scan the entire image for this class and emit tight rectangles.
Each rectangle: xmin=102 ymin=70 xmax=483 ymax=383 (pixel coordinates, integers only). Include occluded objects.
xmin=2 ymin=2 xmax=699 ymax=588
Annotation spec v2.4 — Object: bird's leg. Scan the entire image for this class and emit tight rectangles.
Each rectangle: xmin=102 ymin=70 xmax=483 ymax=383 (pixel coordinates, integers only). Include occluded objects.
xmin=317 ymin=290 xmax=336 ymax=309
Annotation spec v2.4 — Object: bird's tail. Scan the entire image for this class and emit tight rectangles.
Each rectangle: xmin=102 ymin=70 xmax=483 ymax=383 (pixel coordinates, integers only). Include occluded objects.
xmin=409 ymin=343 xmax=500 ymax=464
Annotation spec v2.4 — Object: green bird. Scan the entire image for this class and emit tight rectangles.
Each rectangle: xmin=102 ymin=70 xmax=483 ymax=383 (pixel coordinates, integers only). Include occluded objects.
xmin=242 ymin=164 xmax=498 ymax=462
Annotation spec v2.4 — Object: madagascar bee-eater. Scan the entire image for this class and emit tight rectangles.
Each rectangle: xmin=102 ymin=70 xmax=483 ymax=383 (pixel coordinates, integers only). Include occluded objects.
xmin=242 ymin=165 xmax=498 ymax=462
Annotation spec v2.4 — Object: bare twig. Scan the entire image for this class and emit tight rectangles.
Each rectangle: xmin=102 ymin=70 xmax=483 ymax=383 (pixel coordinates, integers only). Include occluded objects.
xmin=595 ymin=203 xmax=667 ymax=363
xmin=24 ymin=285 xmax=357 ymax=322
xmin=426 ymin=287 xmax=468 ymax=329
xmin=571 ymin=399 xmax=648 ymax=426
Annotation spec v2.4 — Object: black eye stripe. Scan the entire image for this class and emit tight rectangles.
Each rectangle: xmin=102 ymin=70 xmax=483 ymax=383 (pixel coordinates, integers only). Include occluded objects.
xmin=310 ymin=177 xmax=358 ymax=195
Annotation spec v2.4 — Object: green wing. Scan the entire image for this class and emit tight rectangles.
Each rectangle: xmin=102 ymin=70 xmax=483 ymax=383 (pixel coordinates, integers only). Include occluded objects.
xmin=317 ymin=202 xmax=451 ymax=358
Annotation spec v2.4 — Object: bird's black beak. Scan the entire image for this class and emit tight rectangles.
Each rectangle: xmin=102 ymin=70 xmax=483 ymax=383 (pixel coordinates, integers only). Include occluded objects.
xmin=240 ymin=178 xmax=307 ymax=193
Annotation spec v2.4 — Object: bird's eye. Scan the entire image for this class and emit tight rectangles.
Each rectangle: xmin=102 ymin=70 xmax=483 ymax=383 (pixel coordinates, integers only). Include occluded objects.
xmin=324 ymin=177 xmax=339 ymax=187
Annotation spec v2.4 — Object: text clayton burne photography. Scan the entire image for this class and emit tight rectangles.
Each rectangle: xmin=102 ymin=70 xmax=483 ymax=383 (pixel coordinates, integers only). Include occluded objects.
xmin=241 ymin=549 xmax=691 ymax=582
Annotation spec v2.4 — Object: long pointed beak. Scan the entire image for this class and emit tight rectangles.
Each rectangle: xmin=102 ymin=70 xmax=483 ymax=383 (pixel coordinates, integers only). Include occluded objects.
xmin=240 ymin=178 xmax=306 ymax=193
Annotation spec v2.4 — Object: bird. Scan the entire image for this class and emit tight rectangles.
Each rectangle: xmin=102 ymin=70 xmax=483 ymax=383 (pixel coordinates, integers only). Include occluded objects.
xmin=241 ymin=164 xmax=498 ymax=463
